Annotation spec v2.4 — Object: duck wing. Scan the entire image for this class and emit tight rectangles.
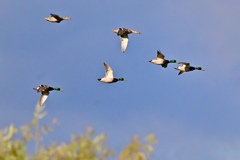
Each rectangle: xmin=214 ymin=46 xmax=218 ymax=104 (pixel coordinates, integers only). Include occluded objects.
xmin=178 ymin=62 xmax=190 ymax=67
xmin=161 ymin=63 xmax=168 ymax=68
xmin=33 ymin=87 xmax=39 ymax=92
xmin=129 ymin=29 xmax=141 ymax=34
xmin=156 ymin=50 xmax=165 ymax=59
xmin=178 ymin=71 xmax=185 ymax=75
xmin=39 ymin=91 xmax=49 ymax=106
xmin=104 ymin=62 xmax=114 ymax=78
xmin=50 ymin=13 xmax=62 ymax=21
xmin=34 ymin=85 xmax=49 ymax=92
xmin=120 ymin=34 xmax=129 ymax=53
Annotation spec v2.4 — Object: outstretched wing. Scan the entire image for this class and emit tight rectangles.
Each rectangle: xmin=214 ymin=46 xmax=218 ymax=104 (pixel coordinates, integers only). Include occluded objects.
xmin=33 ymin=87 xmax=39 ymax=92
xmin=156 ymin=50 xmax=165 ymax=59
xmin=104 ymin=62 xmax=114 ymax=78
xmin=39 ymin=91 xmax=50 ymax=106
xmin=33 ymin=85 xmax=45 ymax=92
xmin=120 ymin=34 xmax=129 ymax=53
xmin=130 ymin=29 xmax=141 ymax=34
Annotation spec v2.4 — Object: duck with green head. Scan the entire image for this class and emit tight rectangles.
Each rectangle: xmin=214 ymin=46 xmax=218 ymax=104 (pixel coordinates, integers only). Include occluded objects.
xmin=98 ymin=62 xmax=126 ymax=83
xmin=33 ymin=85 xmax=63 ymax=105
xmin=149 ymin=50 xmax=177 ymax=68
xmin=174 ymin=62 xmax=205 ymax=75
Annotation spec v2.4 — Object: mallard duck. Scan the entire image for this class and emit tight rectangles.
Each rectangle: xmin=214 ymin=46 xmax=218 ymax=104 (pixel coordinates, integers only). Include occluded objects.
xmin=113 ymin=28 xmax=141 ymax=53
xmin=33 ymin=85 xmax=63 ymax=105
xmin=174 ymin=62 xmax=205 ymax=75
xmin=149 ymin=50 xmax=177 ymax=68
xmin=44 ymin=13 xmax=71 ymax=23
xmin=98 ymin=62 xmax=126 ymax=83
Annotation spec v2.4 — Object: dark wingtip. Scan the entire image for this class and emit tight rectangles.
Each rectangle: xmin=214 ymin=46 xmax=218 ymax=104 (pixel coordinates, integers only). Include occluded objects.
xmin=98 ymin=79 xmax=101 ymax=81
xmin=178 ymin=71 xmax=183 ymax=75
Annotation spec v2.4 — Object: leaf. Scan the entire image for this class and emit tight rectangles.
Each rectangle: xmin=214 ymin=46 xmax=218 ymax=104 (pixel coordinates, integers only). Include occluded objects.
xmin=145 ymin=134 xmax=157 ymax=144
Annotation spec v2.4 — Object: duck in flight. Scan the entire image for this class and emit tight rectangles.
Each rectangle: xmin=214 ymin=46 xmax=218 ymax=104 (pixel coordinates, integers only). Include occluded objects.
xmin=33 ymin=85 xmax=63 ymax=105
xmin=149 ymin=50 xmax=177 ymax=68
xmin=174 ymin=62 xmax=205 ymax=75
xmin=113 ymin=28 xmax=141 ymax=53
xmin=44 ymin=13 xmax=71 ymax=23
xmin=98 ymin=62 xmax=126 ymax=83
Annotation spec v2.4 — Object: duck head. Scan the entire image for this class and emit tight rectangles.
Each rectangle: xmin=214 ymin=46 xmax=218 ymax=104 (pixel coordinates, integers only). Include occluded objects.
xmin=54 ymin=88 xmax=63 ymax=92
xmin=118 ymin=78 xmax=126 ymax=81
xmin=169 ymin=60 xmax=177 ymax=63
xmin=195 ymin=67 xmax=205 ymax=71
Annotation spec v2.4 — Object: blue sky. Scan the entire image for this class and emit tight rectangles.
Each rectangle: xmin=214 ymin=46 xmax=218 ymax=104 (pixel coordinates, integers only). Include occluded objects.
xmin=1 ymin=0 xmax=240 ymax=159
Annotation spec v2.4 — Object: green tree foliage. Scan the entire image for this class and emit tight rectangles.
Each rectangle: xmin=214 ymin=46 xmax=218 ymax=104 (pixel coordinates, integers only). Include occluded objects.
xmin=0 ymin=105 xmax=157 ymax=160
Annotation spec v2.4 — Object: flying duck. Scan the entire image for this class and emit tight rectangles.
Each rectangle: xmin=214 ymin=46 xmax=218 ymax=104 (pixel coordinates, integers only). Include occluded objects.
xmin=33 ymin=85 xmax=63 ymax=105
xmin=174 ymin=62 xmax=205 ymax=75
xmin=44 ymin=13 xmax=71 ymax=23
xmin=113 ymin=28 xmax=141 ymax=53
xmin=98 ymin=62 xmax=126 ymax=83
xmin=149 ymin=50 xmax=177 ymax=68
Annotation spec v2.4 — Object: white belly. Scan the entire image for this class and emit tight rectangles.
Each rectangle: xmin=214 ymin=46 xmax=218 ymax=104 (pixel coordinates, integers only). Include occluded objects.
xmin=151 ymin=59 xmax=164 ymax=65
xmin=100 ymin=78 xmax=115 ymax=83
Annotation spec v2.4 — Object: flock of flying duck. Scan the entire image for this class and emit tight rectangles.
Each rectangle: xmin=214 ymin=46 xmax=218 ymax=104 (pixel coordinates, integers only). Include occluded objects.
xmin=34 ymin=13 xmax=205 ymax=106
